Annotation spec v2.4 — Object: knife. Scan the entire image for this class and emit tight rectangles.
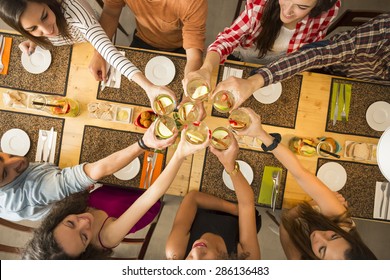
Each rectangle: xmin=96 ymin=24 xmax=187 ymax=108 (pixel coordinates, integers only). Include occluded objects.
xmin=332 ymin=83 xmax=340 ymax=125
xmin=148 ymin=153 xmax=158 ymax=188
xmin=45 ymin=127 xmax=55 ymax=162
xmin=272 ymin=171 xmax=281 ymax=212
xmin=0 ymin=35 xmax=4 ymax=67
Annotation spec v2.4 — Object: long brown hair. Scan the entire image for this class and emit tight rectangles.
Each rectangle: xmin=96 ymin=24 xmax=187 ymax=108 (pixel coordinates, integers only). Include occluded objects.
xmin=255 ymin=0 xmax=338 ymax=58
xmin=0 ymin=0 xmax=71 ymax=48
xmin=281 ymin=202 xmax=377 ymax=260
xmin=22 ymin=191 xmax=112 ymax=260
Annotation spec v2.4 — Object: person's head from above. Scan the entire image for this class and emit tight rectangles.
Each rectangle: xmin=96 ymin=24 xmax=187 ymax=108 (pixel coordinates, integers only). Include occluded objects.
xmin=278 ymin=0 xmax=337 ymax=27
xmin=22 ymin=191 xmax=111 ymax=260
xmin=186 ymin=233 xmax=228 ymax=260
xmin=0 ymin=0 xmax=70 ymax=47
xmin=282 ymin=203 xmax=377 ymax=260
xmin=0 ymin=152 xmax=29 ymax=188
xmin=256 ymin=0 xmax=338 ymax=57
xmin=185 ymin=232 xmax=250 ymax=260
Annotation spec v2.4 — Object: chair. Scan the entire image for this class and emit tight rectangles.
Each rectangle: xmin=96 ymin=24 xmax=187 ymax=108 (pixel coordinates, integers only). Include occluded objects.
xmin=94 ymin=0 xmax=129 ymax=36
xmin=327 ymin=10 xmax=384 ymax=34
xmin=233 ymin=0 xmax=246 ymax=23
xmin=110 ymin=200 xmax=164 ymax=260
xmin=0 ymin=218 xmax=34 ymax=257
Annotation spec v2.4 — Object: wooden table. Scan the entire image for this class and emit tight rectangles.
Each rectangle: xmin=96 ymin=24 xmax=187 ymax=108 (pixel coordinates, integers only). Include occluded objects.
xmin=0 ymin=38 xmax=381 ymax=210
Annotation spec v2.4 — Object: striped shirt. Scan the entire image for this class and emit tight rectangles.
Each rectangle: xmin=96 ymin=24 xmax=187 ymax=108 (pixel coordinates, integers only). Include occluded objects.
xmin=208 ymin=0 xmax=340 ymax=63
xmin=48 ymin=0 xmax=140 ymax=80
xmin=253 ymin=13 xmax=390 ymax=86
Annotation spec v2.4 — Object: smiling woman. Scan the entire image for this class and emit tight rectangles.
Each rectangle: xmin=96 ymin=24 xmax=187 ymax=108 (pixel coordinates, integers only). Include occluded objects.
xmin=0 ymin=0 xmax=70 ymax=49
xmin=0 ymin=0 xmax=177 ymax=106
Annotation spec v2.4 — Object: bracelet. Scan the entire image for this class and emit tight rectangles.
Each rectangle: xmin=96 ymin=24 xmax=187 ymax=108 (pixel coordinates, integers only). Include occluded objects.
xmin=226 ymin=161 xmax=240 ymax=176
xmin=261 ymin=133 xmax=281 ymax=152
xmin=137 ymin=138 xmax=152 ymax=151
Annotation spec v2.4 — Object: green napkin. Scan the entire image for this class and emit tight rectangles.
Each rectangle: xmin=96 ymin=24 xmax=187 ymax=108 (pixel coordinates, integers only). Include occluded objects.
xmin=258 ymin=166 xmax=283 ymax=205
xmin=330 ymin=82 xmax=352 ymax=121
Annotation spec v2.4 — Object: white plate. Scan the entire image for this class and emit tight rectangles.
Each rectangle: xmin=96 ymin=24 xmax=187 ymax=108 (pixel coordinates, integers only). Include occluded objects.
xmin=145 ymin=56 xmax=175 ymax=86
xmin=222 ymin=160 xmax=254 ymax=190
xmin=366 ymin=101 xmax=390 ymax=131
xmin=113 ymin=158 xmax=141 ymax=180
xmin=377 ymin=127 xmax=390 ymax=181
xmin=21 ymin=46 xmax=52 ymax=74
xmin=1 ymin=128 xmax=30 ymax=156
xmin=252 ymin=82 xmax=282 ymax=104
xmin=317 ymin=162 xmax=347 ymax=191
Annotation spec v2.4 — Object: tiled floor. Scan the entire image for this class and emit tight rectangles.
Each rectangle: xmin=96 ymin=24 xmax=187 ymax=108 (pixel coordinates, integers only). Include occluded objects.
xmin=1 ymin=0 xmax=390 ymax=260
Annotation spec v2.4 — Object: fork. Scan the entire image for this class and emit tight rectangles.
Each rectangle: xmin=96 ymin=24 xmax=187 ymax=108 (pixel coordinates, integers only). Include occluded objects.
xmin=40 ymin=130 xmax=48 ymax=162
xmin=143 ymin=153 xmax=153 ymax=188
xmin=0 ymin=35 xmax=5 ymax=72
xmin=340 ymin=83 xmax=347 ymax=123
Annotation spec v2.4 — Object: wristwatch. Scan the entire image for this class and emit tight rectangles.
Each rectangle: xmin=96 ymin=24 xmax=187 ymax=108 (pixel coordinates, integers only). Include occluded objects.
xmin=226 ymin=161 xmax=240 ymax=176
xmin=261 ymin=133 xmax=281 ymax=152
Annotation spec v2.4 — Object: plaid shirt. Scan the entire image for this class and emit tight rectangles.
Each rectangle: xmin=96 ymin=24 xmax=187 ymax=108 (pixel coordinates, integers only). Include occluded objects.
xmin=208 ymin=0 xmax=340 ymax=63
xmin=254 ymin=13 xmax=390 ymax=85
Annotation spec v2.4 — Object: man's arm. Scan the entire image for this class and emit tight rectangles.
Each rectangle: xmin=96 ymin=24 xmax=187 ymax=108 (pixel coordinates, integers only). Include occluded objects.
xmin=184 ymin=48 xmax=203 ymax=75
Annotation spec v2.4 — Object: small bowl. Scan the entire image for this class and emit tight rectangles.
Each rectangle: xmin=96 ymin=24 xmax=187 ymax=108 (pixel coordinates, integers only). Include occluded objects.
xmin=134 ymin=110 xmax=157 ymax=129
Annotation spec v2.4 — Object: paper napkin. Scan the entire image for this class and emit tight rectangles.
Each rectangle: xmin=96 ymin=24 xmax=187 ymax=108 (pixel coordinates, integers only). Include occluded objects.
xmin=258 ymin=166 xmax=283 ymax=205
xmin=139 ymin=151 xmax=164 ymax=189
xmin=0 ymin=37 xmax=13 ymax=75
xmin=222 ymin=66 xmax=243 ymax=81
xmin=330 ymin=83 xmax=352 ymax=122
xmin=35 ymin=129 xmax=57 ymax=163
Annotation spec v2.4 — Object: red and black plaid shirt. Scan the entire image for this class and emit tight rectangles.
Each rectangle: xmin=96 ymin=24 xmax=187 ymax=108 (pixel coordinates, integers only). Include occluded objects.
xmin=254 ymin=13 xmax=390 ymax=85
xmin=208 ymin=0 xmax=340 ymax=63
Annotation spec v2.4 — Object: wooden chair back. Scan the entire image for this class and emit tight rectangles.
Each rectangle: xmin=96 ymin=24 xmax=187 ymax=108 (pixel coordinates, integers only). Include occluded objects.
xmin=0 ymin=218 xmax=34 ymax=257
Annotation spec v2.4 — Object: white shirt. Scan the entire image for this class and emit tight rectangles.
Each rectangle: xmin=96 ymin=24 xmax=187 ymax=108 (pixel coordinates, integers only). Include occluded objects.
xmin=233 ymin=25 xmax=295 ymax=65
xmin=48 ymin=0 xmax=140 ymax=80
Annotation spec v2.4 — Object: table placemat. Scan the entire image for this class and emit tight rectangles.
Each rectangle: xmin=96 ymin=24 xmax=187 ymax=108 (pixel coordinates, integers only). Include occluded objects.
xmin=316 ymin=158 xmax=386 ymax=220
xmin=0 ymin=109 xmax=64 ymax=165
xmin=0 ymin=32 xmax=72 ymax=96
xmin=97 ymin=47 xmax=186 ymax=107
xmin=199 ymin=148 xmax=287 ymax=208
xmin=79 ymin=125 xmax=167 ymax=188
xmin=325 ymin=78 xmax=390 ymax=138
xmin=211 ymin=62 xmax=302 ymax=129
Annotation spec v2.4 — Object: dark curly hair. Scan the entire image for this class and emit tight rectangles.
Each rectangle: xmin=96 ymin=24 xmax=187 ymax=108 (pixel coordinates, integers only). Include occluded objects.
xmin=0 ymin=0 xmax=72 ymax=49
xmin=281 ymin=202 xmax=377 ymax=260
xmin=22 ymin=191 xmax=112 ymax=260
xmin=255 ymin=0 xmax=338 ymax=57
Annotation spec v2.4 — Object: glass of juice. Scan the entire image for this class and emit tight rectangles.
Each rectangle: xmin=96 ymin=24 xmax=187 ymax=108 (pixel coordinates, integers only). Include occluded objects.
xmin=211 ymin=127 xmax=232 ymax=150
xmin=212 ymin=90 xmax=235 ymax=113
xmin=186 ymin=79 xmax=210 ymax=101
xmin=154 ymin=116 xmax=177 ymax=139
xmin=152 ymin=94 xmax=176 ymax=116
xmin=185 ymin=121 xmax=209 ymax=145
xmin=228 ymin=108 xmax=251 ymax=132
xmin=178 ymin=101 xmax=199 ymax=122
xmin=50 ymin=97 xmax=80 ymax=117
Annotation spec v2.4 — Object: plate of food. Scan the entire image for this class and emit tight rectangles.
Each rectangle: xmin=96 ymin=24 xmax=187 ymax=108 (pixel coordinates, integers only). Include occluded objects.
xmin=1 ymin=128 xmax=30 ymax=156
xmin=21 ymin=46 xmax=52 ymax=74
xmin=113 ymin=158 xmax=141 ymax=181
xmin=252 ymin=82 xmax=282 ymax=104
xmin=317 ymin=162 xmax=347 ymax=191
xmin=145 ymin=56 xmax=176 ymax=86
xmin=222 ymin=160 xmax=254 ymax=191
